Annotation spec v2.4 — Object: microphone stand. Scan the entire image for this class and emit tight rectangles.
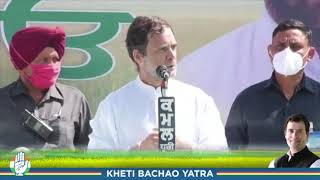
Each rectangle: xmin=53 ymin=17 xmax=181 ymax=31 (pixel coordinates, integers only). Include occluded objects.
xmin=160 ymin=78 xmax=168 ymax=97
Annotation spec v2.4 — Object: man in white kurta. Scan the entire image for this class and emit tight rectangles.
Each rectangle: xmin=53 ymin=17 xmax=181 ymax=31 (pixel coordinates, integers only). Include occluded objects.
xmin=88 ymin=16 xmax=227 ymax=151
xmin=88 ymin=76 xmax=226 ymax=150
xmin=177 ymin=3 xmax=320 ymax=125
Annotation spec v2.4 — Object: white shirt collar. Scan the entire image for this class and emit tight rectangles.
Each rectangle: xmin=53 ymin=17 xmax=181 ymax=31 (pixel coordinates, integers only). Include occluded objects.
xmin=287 ymin=150 xmax=293 ymax=161
xmin=135 ymin=75 xmax=163 ymax=99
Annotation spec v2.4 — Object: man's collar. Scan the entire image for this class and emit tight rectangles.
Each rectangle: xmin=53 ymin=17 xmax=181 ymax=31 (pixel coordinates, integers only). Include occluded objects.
xmin=287 ymin=146 xmax=309 ymax=159
xmin=135 ymin=75 xmax=176 ymax=99
xmin=10 ymin=79 xmax=63 ymax=101
xmin=303 ymin=75 xmax=317 ymax=93
xmin=135 ymin=75 xmax=162 ymax=96
xmin=136 ymin=75 xmax=158 ymax=90
xmin=41 ymin=83 xmax=64 ymax=102
xmin=9 ymin=79 xmax=29 ymax=97
xmin=264 ymin=72 xmax=316 ymax=94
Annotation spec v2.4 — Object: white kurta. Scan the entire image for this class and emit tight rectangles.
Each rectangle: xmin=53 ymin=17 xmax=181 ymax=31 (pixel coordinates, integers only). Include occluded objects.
xmin=177 ymin=9 xmax=320 ymax=125
xmin=88 ymin=76 xmax=227 ymax=151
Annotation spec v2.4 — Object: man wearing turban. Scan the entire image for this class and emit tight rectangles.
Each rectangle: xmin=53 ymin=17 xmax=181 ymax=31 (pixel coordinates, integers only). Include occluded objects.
xmin=0 ymin=26 xmax=91 ymax=150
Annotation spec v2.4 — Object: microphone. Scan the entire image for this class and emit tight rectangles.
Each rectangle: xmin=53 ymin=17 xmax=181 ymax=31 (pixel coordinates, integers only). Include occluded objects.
xmin=156 ymin=65 xmax=170 ymax=80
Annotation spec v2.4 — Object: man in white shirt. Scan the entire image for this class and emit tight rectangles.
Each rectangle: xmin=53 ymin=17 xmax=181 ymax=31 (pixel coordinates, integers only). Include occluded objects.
xmin=269 ymin=114 xmax=320 ymax=168
xmin=88 ymin=16 xmax=227 ymax=151
xmin=177 ymin=0 xmax=320 ymax=124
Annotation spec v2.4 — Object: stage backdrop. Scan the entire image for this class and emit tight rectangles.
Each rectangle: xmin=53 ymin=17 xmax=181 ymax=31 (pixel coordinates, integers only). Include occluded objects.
xmin=0 ymin=0 xmax=262 ymax=115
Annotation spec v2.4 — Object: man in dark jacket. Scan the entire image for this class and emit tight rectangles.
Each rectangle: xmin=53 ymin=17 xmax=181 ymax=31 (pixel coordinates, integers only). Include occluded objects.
xmin=269 ymin=113 xmax=320 ymax=168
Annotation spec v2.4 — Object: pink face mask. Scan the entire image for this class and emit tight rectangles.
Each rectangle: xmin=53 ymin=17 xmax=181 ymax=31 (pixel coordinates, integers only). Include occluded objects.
xmin=23 ymin=62 xmax=61 ymax=90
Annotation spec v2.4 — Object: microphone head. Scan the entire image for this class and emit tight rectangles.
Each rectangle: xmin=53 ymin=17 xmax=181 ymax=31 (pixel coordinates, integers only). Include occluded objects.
xmin=156 ymin=65 xmax=170 ymax=80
